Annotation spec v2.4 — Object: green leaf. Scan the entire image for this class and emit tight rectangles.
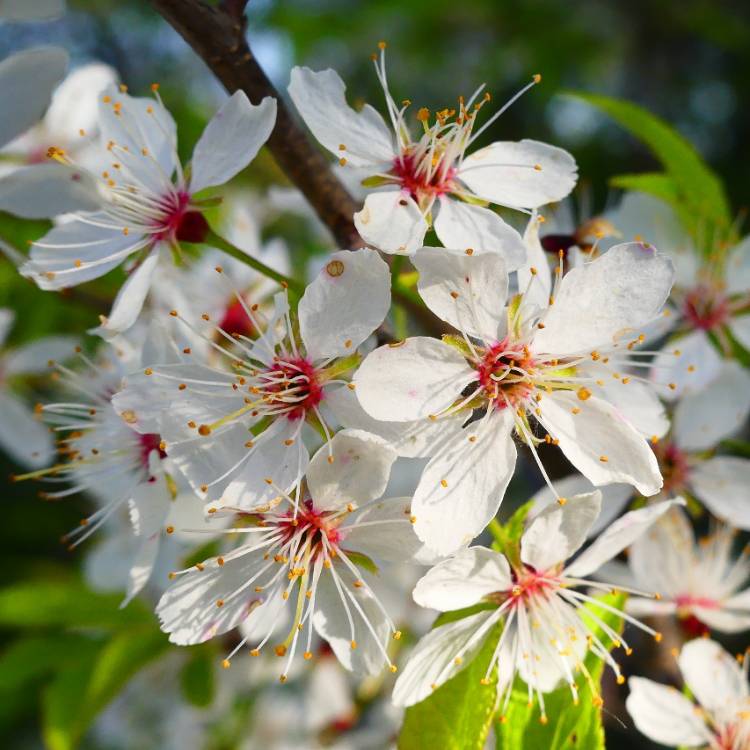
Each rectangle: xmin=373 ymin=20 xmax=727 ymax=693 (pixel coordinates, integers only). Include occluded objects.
xmin=0 ymin=580 xmax=153 ymax=629
xmin=398 ymin=624 xmax=501 ymax=750
xmin=495 ymin=592 xmax=627 ymax=750
xmin=565 ymin=92 xmax=731 ymax=243
xmin=180 ymin=645 xmax=217 ymax=708
xmin=0 ymin=634 xmax=97 ymax=732
xmin=608 ymin=172 xmax=680 ymax=203
xmin=42 ymin=647 xmax=100 ymax=750
xmin=41 ymin=627 xmax=170 ymax=750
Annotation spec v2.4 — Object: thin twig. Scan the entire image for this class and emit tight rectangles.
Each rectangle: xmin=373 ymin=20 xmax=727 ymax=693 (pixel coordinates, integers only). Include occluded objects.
xmin=149 ymin=0 xmax=362 ymax=250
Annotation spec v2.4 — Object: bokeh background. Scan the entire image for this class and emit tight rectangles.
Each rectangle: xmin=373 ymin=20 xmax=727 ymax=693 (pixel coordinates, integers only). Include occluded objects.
xmin=1 ymin=1 xmax=749 ymax=748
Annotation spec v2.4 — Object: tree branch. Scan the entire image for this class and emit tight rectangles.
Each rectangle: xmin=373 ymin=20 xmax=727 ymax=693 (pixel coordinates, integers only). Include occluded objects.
xmin=149 ymin=0 xmax=362 ymax=249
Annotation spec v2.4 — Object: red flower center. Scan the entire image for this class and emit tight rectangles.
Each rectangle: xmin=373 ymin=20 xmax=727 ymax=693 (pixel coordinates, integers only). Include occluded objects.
xmin=278 ymin=499 xmax=342 ymax=551
xmin=153 ymin=191 xmax=209 ymax=243
xmin=475 ymin=341 xmax=535 ymax=408
xmin=683 ymin=285 xmax=729 ymax=331
xmin=139 ymin=432 xmax=166 ymax=468
xmin=264 ymin=357 xmax=323 ymax=420
xmin=392 ymin=152 xmax=456 ymax=201
xmin=655 ymin=442 xmax=690 ymax=493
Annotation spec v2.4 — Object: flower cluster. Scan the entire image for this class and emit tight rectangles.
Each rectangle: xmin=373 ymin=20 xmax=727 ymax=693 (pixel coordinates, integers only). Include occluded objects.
xmin=2 ymin=29 xmax=750 ymax=750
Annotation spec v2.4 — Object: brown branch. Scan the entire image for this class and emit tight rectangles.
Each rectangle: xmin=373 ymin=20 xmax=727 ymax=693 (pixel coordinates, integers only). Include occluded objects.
xmin=149 ymin=0 xmax=362 ymax=249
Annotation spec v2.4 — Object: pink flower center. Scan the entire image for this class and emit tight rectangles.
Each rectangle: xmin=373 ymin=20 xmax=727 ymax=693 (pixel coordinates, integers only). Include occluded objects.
xmin=392 ymin=152 xmax=456 ymax=201
xmin=475 ymin=341 xmax=535 ymax=408
xmin=153 ymin=190 xmax=209 ymax=243
xmin=138 ymin=432 xmax=166 ymax=469
xmin=683 ymin=285 xmax=729 ymax=331
xmin=654 ymin=442 xmax=691 ymax=493
xmin=263 ymin=357 xmax=323 ymax=420
xmin=277 ymin=499 xmax=342 ymax=553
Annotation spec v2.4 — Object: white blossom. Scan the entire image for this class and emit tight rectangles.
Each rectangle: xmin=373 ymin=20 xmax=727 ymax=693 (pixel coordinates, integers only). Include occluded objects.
xmin=156 ymin=430 xmax=423 ymax=681
xmin=393 ymin=492 xmax=682 ymax=719
xmin=21 ymin=84 xmax=277 ymax=335
xmin=289 ymin=45 xmax=576 ymax=259
xmin=627 ymin=639 xmax=749 ymax=750
xmin=354 ymin=231 xmax=673 ymax=552
xmin=113 ymin=249 xmax=391 ymax=512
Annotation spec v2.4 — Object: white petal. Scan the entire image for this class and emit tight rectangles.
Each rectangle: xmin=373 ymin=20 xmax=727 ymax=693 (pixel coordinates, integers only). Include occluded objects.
xmin=156 ymin=553 xmax=278 ymax=645
xmin=673 ymin=361 xmax=750 ymax=451
xmin=45 ymin=63 xmax=119 ymax=144
xmin=0 ymin=0 xmax=64 ymax=20
xmin=288 ymin=66 xmax=395 ymax=168
xmin=91 ymin=249 xmax=161 ymax=337
xmin=392 ymin=610 xmax=495 ymax=707
xmin=433 ymin=197 xmax=526 ymax=270
xmin=307 ymin=429 xmax=397 ymax=511
xmin=517 ymin=212 xmax=552 ymax=313
xmin=312 ymin=568 xmax=390 ymax=676
xmin=691 ymin=606 xmax=750 ymax=634
xmin=564 ymin=498 xmax=683 ymax=578
xmin=459 ymin=139 xmax=577 ymax=209
xmin=189 ymin=93 xmax=276 ymax=194
xmin=604 ymin=192 xmax=698 ymax=288
xmin=413 ymin=245 xmax=508 ymax=339
xmin=529 ymin=475 xmax=633 ymax=538
xmin=97 ymin=85 xmax=178 ymax=194
xmin=521 ymin=491 xmax=601 ymax=572
xmin=651 ymin=329 xmax=722 ymax=401
xmin=0 ymin=47 xmax=68 ymax=148
xmin=22 ymin=214 xmax=145 ymax=290
xmin=354 ymin=189 xmax=428 ymax=255
xmin=728 ymin=313 xmax=750 ymax=351
xmin=412 ymin=408 xmax=517 ymax=553
xmin=626 ymin=676 xmax=710 ymax=747
xmin=537 ymin=391 xmax=663 ymax=496
xmin=343 ymin=496 xmax=423 ymax=564
xmin=690 ymin=456 xmax=750 ymax=530
xmin=725 ymin=235 xmax=750 ymax=296
xmin=0 ymin=164 xmax=101 ymax=218
xmin=354 ymin=337 xmax=474 ymax=422
xmin=0 ymin=390 xmax=54 ymax=468
xmin=326 ymin=383 xmax=465 ymax=458
xmin=533 ymin=242 xmax=674 ymax=355
xmin=3 ymin=335 xmax=76 ymax=375
xmin=593 ymin=374 xmax=669 ymax=440
xmin=626 ymin=598 xmax=678 ymax=618
xmin=121 ymin=534 xmax=160 ymax=608
xmin=679 ymin=639 xmax=749 ymax=712
xmin=413 ymin=546 xmax=511 ymax=612
xmin=627 ymin=508 xmax=694 ymax=596
xmin=299 ymin=248 xmax=390 ymax=360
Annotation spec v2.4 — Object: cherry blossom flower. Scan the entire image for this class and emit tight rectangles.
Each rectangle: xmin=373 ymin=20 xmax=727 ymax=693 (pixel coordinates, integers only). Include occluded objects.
xmin=289 ymin=44 xmax=576 ymax=259
xmin=113 ymin=249 xmax=391 ymax=512
xmin=12 ymin=327 xmax=218 ymax=605
xmin=0 ymin=308 xmax=76 ymax=467
xmin=607 ymin=192 xmax=750 ymax=398
xmin=0 ymin=47 xmax=100 ymax=218
xmin=393 ymin=492 xmax=682 ymax=719
xmin=627 ymin=639 xmax=749 ymax=750
xmin=625 ymin=507 xmax=750 ymax=634
xmin=21 ymin=84 xmax=277 ymax=335
xmin=354 ymin=234 xmax=673 ymax=552
xmin=156 ymin=429 xmax=423 ymax=681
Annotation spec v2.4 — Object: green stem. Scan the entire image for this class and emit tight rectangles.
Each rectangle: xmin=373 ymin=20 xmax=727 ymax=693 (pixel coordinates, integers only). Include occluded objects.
xmin=487 ymin=518 xmax=504 ymax=548
xmin=203 ymin=228 xmax=305 ymax=297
